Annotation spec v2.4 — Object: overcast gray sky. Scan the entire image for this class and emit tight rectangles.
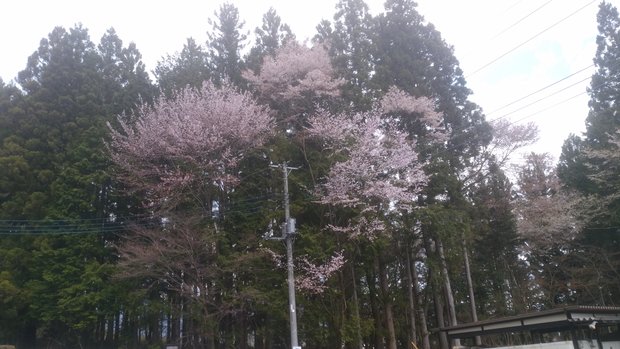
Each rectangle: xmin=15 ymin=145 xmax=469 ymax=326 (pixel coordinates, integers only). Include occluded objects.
xmin=1 ymin=0 xmax=614 ymax=162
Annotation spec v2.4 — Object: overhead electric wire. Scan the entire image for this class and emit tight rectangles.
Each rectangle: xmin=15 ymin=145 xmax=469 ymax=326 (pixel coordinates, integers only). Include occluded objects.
xmin=237 ymin=167 xmax=272 ymax=182
xmin=0 ymin=223 xmax=152 ymax=235
xmin=0 ymin=192 xmax=312 ymax=236
xmin=0 ymin=193 xmax=279 ymax=222
xmin=497 ymin=89 xmax=588 ymax=130
xmin=487 ymin=74 xmax=605 ymax=137
xmin=501 ymin=0 xmax=527 ymax=16
xmin=487 ymin=56 xmax=620 ymax=129
xmin=0 ymin=213 xmax=154 ymax=223
xmin=486 ymin=64 xmax=594 ymax=116
xmin=492 ymin=0 xmax=554 ymax=40
xmin=467 ymin=0 xmax=597 ymax=78
xmin=0 ymin=226 xmax=118 ymax=234
xmin=488 ymin=58 xmax=614 ymax=133
xmin=439 ymin=71 xmax=599 ymax=154
xmin=490 ymin=75 xmax=592 ymax=123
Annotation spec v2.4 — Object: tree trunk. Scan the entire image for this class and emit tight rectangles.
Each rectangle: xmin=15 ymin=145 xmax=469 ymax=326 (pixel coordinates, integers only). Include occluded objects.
xmin=203 ymin=290 xmax=216 ymax=349
xmin=339 ymin=268 xmax=348 ymax=348
xmin=106 ymin=315 xmax=114 ymax=344
xmin=405 ymin=245 xmax=418 ymax=347
xmin=378 ymin=254 xmax=397 ymax=349
xmin=414 ymin=265 xmax=431 ymax=349
xmin=240 ymin=315 xmax=248 ymax=349
xmin=425 ymin=234 xmax=449 ymax=349
xmin=367 ymin=262 xmax=385 ymax=349
xmin=432 ymin=283 xmax=449 ymax=349
xmin=171 ymin=300 xmax=179 ymax=345
xmin=351 ymin=263 xmax=364 ymax=349
xmin=437 ymin=237 xmax=457 ymax=326
xmin=114 ymin=310 xmax=121 ymax=343
xmin=462 ymin=233 xmax=481 ymax=346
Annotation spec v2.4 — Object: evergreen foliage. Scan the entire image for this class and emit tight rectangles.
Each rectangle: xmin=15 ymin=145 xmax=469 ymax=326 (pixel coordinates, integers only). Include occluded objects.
xmin=0 ymin=2 xmax=618 ymax=348
xmin=0 ymin=24 xmax=154 ymax=347
xmin=245 ymin=8 xmax=295 ymax=73
xmin=207 ymin=3 xmax=248 ymax=87
xmin=557 ymin=1 xmax=620 ymax=306
xmin=155 ymin=38 xmax=211 ymax=97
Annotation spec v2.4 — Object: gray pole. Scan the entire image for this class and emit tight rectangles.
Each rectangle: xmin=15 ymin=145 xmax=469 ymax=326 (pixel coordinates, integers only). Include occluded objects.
xmin=283 ymin=162 xmax=299 ymax=349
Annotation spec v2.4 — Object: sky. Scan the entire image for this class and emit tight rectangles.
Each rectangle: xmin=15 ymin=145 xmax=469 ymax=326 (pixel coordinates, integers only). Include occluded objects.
xmin=1 ymin=0 xmax=615 ymax=163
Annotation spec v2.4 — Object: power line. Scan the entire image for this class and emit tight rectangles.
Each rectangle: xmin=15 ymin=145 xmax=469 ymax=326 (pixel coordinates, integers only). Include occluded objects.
xmin=501 ymin=0 xmax=527 ymax=16
xmin=0 ymin=194 xmax=279 ymax=223
xmin=237 ymin=166 xmax=272 ymax=181
xmin=492 ymin=0 xmax=554 ymax=40
xmin=0 ymin=195 xmax=306 ymax=236
xmin=0 ymin=213 xmax=153 ymax=223
xmin=467 ymin=0 xmax=597 ymax=78
xmin=487 ymin=66 xmax=609 ymax=135
xmin=486 ymin=64 xmax=594 ymax=116
xmin=453 ymin=87 xmax=588 ymax=165
xmin=496 ymin=89 xmax=588 ymax=133
xmin=490 ymin=75 xmax=591 ymax=123
xmin=487 ymin=56 xmax=620 ymax=131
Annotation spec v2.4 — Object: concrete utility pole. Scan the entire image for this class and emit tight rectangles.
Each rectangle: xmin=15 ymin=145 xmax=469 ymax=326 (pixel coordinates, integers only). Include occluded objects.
xmin=270 ymin=162 xmax=300 ymax=349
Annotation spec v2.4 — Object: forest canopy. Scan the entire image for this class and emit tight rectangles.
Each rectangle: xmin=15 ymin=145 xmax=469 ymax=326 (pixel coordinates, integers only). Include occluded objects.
xmin=0 ymin=1 xmax=619 ymax=349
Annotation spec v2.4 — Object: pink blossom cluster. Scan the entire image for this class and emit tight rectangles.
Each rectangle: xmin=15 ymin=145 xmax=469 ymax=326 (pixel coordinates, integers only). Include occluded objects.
xmin=380 ymin=86 xmax=447 ymax=142
xmin=262 ymin=248 xmax=285 ymax=269
xmin=296 ymin=251 xmax=345 ymax=294
xmin=326 ymin=216 xmax=386 ymax=240
xmin=107 ymin=81 xmax=274 ymax=207
xmin=515 ymin=153 xmax=581 ymax=251
xmin=243 ymin=41 xmax=344 ymax=102
xmin=307 ymin=97 xmax=431 ymax=236
xmin=490 ymin=119 xmax=538 ymax=153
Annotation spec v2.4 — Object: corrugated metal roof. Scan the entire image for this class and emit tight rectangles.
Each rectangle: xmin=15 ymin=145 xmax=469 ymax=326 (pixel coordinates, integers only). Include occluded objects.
xmin=441 ymin=305 xmax=620 ymax=338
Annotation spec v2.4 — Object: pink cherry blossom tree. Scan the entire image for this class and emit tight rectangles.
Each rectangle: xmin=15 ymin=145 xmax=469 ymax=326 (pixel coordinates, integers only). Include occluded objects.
xmin=514 ymin=152 xmax=582 ymax=251
xmin=243 ymin=40 xmax=343 ymax=102
xmin=381 ymin=86 xmax=447 ymax=143
xmin=107 ymin=81 xmax=274 ymax=212
xmin=305 ymin=89 xmax=442 ymax=349
xmin=306 ymin=88 xmax=443 ymax=238
xmin=266 ymin=249 xmax=346 ymax=294
xmin=107 ymin=81 xmax=275 ymax=342
xmin=243 ymin=40 xmax=344 ymax=129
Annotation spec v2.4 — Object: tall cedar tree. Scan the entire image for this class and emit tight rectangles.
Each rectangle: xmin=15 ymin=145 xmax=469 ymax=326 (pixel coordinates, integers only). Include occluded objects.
xmin=108 ymin=81 xmax=275 ymax=347
xmin=0 ymin=25 xmax=154 ymax=347
xmin=371 ymin=1 xmax=492 ymax=344
xmin=558 ymin=1 xmax=620 ymax=305
xmin=245 ymin=8 xmax=295 ymax=73
xmin=208 ymin=3 xmax=247 ymax=87
xmin=316 ymin=1 xmax=494 ymax=348
xmin=330 ymin=0 xmax=375 ymax=109
xmin=469 ymin=162 xmax=526 ymax=315
xmin=514 ymin=153 xmax=582 ymax=308
xmin=155 ymin=37 xmax=211 ymax=97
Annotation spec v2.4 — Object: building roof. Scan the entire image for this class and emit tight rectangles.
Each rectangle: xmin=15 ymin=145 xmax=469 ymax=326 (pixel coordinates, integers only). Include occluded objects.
xmin=441 ymin=306 xmax=620 ymax=339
